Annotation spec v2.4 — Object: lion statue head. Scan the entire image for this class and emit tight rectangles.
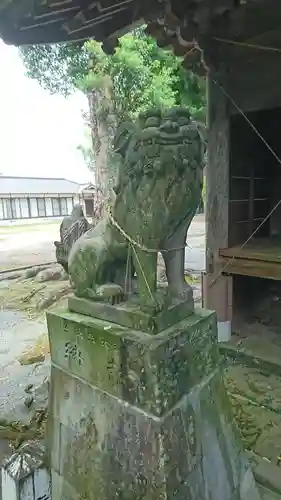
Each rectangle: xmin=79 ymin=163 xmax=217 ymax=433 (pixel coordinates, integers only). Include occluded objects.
xmin=112 ymin=107 xmax=204 ymax=249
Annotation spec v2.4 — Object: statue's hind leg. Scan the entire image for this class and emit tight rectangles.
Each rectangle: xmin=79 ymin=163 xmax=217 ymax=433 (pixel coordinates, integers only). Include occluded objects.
xmin=162 ymin=223 xmax=193 ymax=302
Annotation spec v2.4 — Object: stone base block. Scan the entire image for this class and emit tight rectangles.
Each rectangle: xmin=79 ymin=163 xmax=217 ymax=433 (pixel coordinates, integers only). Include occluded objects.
xmin=68 ymin=287 xmax=194 ymax=334
xmin=47 ymin=307 xmax=261 ymax=500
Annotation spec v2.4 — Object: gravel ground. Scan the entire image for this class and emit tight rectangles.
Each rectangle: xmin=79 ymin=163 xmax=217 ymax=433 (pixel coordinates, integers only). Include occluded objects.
xmin=0 ymin=223 xmax=59 ymax=270
xmin=184 ymin=213 xmax=205 ymax=272
xmin=0 ymin=308 xmax=49 ymax=497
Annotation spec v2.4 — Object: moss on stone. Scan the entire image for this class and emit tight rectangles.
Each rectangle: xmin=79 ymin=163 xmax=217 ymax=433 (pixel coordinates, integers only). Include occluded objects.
xmin=224 ymin=364 xmax=281 ymax=463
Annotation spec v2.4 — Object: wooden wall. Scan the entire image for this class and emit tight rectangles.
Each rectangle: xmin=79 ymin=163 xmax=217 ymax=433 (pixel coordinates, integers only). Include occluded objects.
xmin=204 ymin=41 xmax=281 ymax=318
xmin=228 ymin=109 xmax=273 ymax=246
xmin=226 ymin=46 xmax=281 ymax=114
xmin=207 ymin=41 xmax=281 ymax=251
xmin=202 ymin=2 xmax=281 ymax=321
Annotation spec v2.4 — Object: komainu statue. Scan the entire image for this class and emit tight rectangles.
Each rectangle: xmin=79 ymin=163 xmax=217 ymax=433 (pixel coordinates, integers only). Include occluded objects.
xmin=54 ymin=204 xmax=90 ymax=273
xmin=68 ymin=108 xmax=204 ymax=311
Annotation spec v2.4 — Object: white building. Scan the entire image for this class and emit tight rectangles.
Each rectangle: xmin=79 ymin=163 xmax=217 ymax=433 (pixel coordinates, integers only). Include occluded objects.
xmin=0 ymin=176 xmax=82 ymax=220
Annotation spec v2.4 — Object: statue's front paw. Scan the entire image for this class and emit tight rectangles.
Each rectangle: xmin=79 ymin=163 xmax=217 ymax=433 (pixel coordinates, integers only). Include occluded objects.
xmin=96 ymin=284 xmax=124 ymax=305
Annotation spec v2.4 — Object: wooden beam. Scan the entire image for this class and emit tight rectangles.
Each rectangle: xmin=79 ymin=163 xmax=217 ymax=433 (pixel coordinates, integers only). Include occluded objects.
xmin=220 ymin=256 xmax=281 ymax=281
xmin=227 ymin=48 xmax=281 ymax=113
xmin=220 ymin=239 xmax=281 ymax=263
xmin=204 ymin=67 xmax=233 ymax=320
xmin=215 ymin=0 xmax=281 ymax=42
xmin=0 ymin=7 xmax=133 ymax=45
xmin=206 ymin=70 xmax=230 ymax=274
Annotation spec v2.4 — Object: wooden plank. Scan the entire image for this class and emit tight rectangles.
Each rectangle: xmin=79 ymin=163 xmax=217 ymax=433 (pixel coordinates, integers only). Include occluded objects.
xmin=220 ymin=255 xmax=281 ymax=280
xmin=220 ymin=238 xmax=281 ymax=262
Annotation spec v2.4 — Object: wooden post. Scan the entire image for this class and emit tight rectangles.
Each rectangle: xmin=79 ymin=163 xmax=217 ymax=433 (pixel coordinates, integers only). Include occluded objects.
xmin=203 ymin=69 xmax=233 ymax=339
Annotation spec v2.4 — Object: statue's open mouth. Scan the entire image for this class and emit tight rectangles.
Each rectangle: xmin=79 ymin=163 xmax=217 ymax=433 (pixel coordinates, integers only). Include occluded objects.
xmin=140 ymin=126 xmax=196 ymax=145
xmin=141 ymin=135 xmax=191 ymax=146
xmin=157 ymin=134 xmax=189 ymax=144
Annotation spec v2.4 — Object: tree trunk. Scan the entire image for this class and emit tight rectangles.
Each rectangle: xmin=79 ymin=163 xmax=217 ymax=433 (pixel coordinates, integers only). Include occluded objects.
xmin=87 ymin=80 xmax=118 ymax=222
xmin=87 ymin=90 xmax=108 ymax=193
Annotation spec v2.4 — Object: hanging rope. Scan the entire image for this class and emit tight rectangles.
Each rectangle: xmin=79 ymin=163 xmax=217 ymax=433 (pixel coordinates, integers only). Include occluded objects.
xmin=213 ymin=37 xmax=281 ymax=54
xmin=124 ymin=243 xmax=132 ymax=295
xmin=131 ymin=244 xmax=154 ymax=301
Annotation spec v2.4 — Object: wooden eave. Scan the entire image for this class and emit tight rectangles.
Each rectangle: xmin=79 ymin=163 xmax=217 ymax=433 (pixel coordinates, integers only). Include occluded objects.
xmin=0 ymin=0 xmax=279 ymax=72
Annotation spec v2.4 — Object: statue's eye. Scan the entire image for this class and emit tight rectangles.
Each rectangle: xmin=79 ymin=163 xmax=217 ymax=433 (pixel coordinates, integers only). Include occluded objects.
xmin=145 ymin=117 xmax=160 ymax=128
xmin=178 ymin=117 xmax=190 ymax=126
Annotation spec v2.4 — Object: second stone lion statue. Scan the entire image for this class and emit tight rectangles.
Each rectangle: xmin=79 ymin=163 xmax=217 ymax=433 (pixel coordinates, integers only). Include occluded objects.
xmin=68 ymin=107 xmax=204 ymax=311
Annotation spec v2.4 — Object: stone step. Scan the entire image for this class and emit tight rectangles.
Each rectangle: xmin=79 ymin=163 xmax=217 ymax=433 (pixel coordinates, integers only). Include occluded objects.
xmin=248 ymin=451 xmax=281 ymax=499
xmin=260 ymin=486 xmax=281 ymax=500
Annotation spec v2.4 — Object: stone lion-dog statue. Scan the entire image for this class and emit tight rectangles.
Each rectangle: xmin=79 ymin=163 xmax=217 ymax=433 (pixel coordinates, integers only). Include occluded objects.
xmin=68 ymin=107 xmax=204 ymax=311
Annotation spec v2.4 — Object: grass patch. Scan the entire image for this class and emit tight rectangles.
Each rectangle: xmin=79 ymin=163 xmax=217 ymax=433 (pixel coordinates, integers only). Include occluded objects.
xmin=184 ymin=274 xmax=200 ymax=284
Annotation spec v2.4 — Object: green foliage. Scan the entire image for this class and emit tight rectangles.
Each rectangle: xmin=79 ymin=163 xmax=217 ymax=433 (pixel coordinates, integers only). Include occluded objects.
xmin=77 ymin=141 xmax=95 ymax=172
xmin=19 ymin=27 xmax=206 ymax=122
xmin=20 ymin=43 xmax=89 ymax=95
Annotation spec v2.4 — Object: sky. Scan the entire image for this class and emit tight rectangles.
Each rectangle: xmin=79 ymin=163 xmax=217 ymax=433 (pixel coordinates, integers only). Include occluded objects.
xmin=0 ymin=40 xmax=92 ymax=183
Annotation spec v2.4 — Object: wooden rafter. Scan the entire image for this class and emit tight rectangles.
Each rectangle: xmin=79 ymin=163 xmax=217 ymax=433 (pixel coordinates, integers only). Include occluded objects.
xmin=0 ymin=0 xmax=242 ymax=45
xmin=0 ymin=0 xmax=277 ymax=76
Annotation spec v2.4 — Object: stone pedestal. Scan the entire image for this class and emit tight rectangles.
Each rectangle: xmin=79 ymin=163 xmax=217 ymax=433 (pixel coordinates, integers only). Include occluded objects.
xmin=46 ymin=306 xmax=261 ymax=500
